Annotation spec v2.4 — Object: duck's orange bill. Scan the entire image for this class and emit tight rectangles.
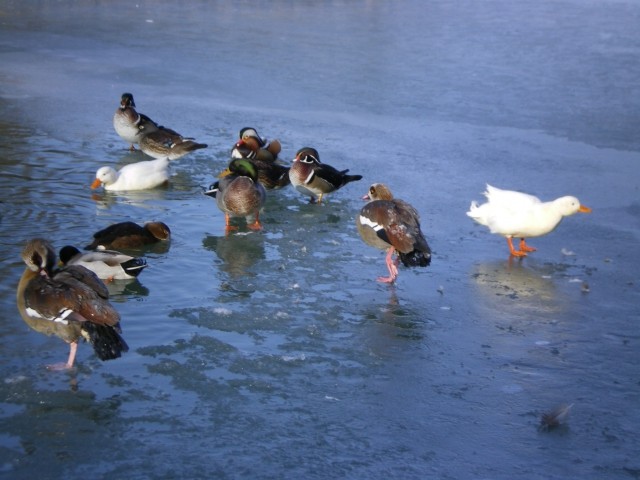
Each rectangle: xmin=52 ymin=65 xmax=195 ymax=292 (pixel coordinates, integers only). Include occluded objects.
xmin=90 ymin=178 xmax=102 ymax=189
xmin=579 ymin=205 xmax=592 ymax=213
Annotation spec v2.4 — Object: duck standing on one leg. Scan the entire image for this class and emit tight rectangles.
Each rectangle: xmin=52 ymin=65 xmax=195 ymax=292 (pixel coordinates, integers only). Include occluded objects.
xmin=204 ymin=158 xmax=267 ymax=233
xmin=356 ymin=183 xmax=432 ymax=283
xmin=289 ymin=147 xmax=362 ymax=204
xmin=466 ymin=184 xmax=592 ymax=257
xmin=16 ymin=238 xmax=128 ymax=370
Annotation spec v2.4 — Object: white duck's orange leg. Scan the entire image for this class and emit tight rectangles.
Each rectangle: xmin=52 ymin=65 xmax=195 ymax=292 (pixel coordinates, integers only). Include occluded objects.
xmin=377 ymin=247 xmax=399 ymax=283
xmin=519 ymin=238 xmax=536 ymax=253
xmin=506 ymin=237 xmax=527 ymax=257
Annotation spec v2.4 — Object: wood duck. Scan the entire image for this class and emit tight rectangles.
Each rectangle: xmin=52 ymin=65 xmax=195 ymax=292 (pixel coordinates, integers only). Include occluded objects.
xmin=204 ymin=158 xmax=266 ymax=233
xmin=86 ymin=221 xmax=171 ymax=250
xmin=289 ymin=147 xmax=362 ymax=204
xmin=229 ymin=139 xmax=290 ymax=189
xmin=91 ymin=157 xmax=171 ymax=191
xmin=16 ymin=238 xmax=128 ymax=370
xmin=139 ymin=126 xmax=207 ymax=161
xmin=59 ymin=245 xmax=147 ymax=281
xmin=238 ymin=127 xmax=281 ymax=161
xmin=113 ymin=93 xmax=160 ymax=150
xmin=356 ymin=183 xmax=432 ymax=283
xmin=467 ymin=184 xmax=591 ymax=257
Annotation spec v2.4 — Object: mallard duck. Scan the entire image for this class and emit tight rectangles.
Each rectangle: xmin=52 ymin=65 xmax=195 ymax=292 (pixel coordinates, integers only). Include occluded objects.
xmin=356 ymin=183 xmax=432 ymax=283
xmin=204 ymin=158 xmax=266 ymax=233
xmin=91 ymin=157 xmax=171 ymax=191
xmin=113 ymin=92 xmax=160 ymax=150
xmin=139 ymin=127 xmax=207 ymax=160
xmin=289 ymin=147 xmax=362 ymax=204
xmin=229 ymin=139 xmax=290 ymax=189
xmin=86 ymin=221 xmax=171 ymax=250
xmin=16 ymin=238 xmax=128 ymax=370
xmin=59 ymin=245 xmax=147 ymax=281
xmin=467 ymin=184 xmax=592 ymax=257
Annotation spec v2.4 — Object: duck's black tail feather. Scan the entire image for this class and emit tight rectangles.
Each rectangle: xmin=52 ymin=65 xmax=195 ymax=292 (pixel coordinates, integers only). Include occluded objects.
xmin=121 ymin=257 xmax=147 ymax=277
xmin=399 ymin=238 xmax=432 ymax=268
xmin=83 ymin=323 xmax=129 ymax=361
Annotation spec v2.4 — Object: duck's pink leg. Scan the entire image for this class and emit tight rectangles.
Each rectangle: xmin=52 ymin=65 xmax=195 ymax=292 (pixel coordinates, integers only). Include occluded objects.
xmin=377 ymin=247 xmax=399 ymax=283
xmin=47 ymin=341 xmax=78 ymax=371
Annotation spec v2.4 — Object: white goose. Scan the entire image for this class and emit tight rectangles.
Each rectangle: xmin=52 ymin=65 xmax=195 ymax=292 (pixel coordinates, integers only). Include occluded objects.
xmin=467 ymin=184 xmax=591 ymax=257
xmin=91 ymin=157 xmax=171 ymax=191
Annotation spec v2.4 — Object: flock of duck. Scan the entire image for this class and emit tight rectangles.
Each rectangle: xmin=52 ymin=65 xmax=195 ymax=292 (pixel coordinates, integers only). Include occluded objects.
xmin=16 ymin=93 xmax=592 ymax=370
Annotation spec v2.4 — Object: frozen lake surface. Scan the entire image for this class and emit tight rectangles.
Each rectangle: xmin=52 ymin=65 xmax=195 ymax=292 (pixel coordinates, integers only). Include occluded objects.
xmin=0 ymin=1 xmax=639 ymax=478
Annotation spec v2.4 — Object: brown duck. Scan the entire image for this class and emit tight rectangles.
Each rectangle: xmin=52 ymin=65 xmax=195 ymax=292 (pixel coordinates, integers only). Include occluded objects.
xmin=86 ymin=221 xmax=171 ymax=250
xmin=205 ymin=159 xmax=266 ymax=233
xmin=356 ymin=183 xmax=432 ymax=283
xmin=16 ymin=238 xmax=128 ymax=370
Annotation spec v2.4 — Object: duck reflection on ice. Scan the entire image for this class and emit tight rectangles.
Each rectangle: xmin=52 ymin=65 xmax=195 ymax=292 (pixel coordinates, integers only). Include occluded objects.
xmin=105 ymin=278 xmax=150 ymax=298
xmin=470 ymin=258 xmax=566 ymax=316
xmin=203 ymin=232 xmax=265 ymax=278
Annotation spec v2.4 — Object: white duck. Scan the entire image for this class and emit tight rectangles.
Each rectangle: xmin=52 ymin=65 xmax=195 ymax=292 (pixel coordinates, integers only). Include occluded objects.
xmin=467 ymin=184 xmax=591 ymax=257
xmin=59 ymin=245 xmax=147 ymax=281
xmin=91 ymin=157 xmax=171 ymax=191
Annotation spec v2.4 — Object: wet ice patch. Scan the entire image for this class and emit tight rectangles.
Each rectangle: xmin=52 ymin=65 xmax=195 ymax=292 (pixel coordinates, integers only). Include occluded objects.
xmin=501 ymin=384 xmax=524 ymax=394
xmin=281 ymin=353 xmax=306 ymax=362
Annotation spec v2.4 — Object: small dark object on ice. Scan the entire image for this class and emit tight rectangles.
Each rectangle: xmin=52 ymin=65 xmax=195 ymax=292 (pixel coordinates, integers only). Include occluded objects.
xmin=539 ymin=403 xmax=574 ymax=431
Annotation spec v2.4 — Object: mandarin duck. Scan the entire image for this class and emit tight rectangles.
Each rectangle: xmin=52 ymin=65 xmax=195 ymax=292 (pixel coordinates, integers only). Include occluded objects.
xmin=238 ymin=127 xmax=281 ymax=161
xmin=86 ymin=221 xmax=171 ymax=250
xmin=289 ymin=147 xmax=362 ymax=204
xmin=466 ymin=184 xmax=592 ymax=257
xmin=204 ymin=158 xmax=266 ymax=233
xmin=16 ymin=238 xmax=128 ymax=370
xmin=113 ymin=92 xmax=160 ymax=150
xmin=59 ymin=245 xmax=147 ymax=281
xmin=356 ymin=183 xmax=432 ymax=283
xmin=229 ymin=138 xmax=290 ymax=189
xmin=91 ymin=157 xmax=171 ymax=191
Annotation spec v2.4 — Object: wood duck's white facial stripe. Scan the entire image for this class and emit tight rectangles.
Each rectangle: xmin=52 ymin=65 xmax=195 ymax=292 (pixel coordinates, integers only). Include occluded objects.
xmin=298 ymin=154 xmax=318 ymax=164
xmin=25 ymin=307 xmax=72 ymax=325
